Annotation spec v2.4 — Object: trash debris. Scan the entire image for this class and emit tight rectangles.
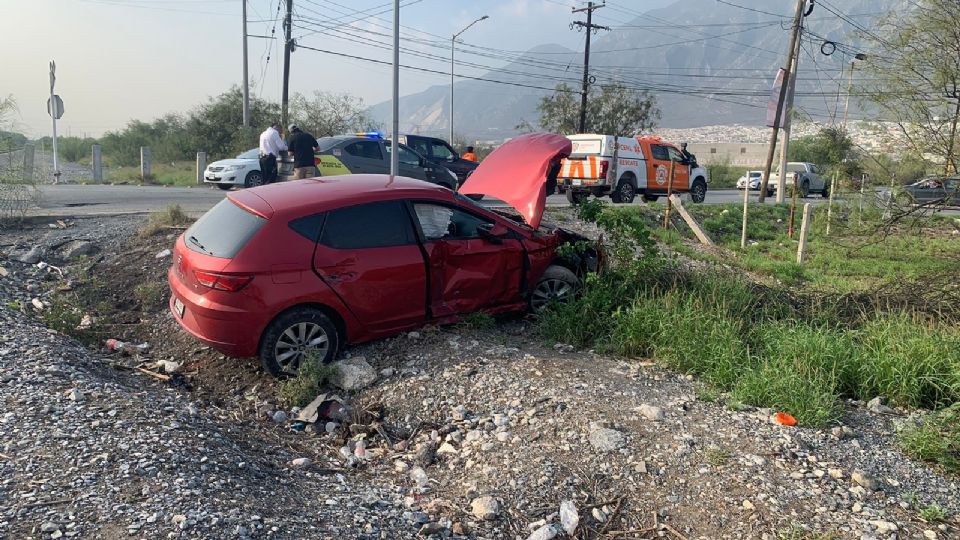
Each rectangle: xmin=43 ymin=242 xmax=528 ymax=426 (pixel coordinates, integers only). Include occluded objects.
xmin=155 ymin=249 xmax=172 ymax=259
xmin=36 ymin=262 xmax=64 ymax=277
xmin=295 ymin=393 xmax=347 ymax=424
xmin=31 ymin=298 xmax=45 ymax=311
xmin=76 ymin=314 xmax=95 ymax=330
xmin=105 ymin=339 xmax=150 ymax=355
xmin=559 ymin=500 xmax=579 ymax=535
xmin=145 ymin=360 xmax=181 ymax=374
xmin=772 ymin=412 xmax=797 ymax=426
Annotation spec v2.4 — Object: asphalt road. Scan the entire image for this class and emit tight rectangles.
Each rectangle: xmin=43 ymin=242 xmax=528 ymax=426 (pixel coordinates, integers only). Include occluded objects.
xmin=28 ymin=184 xmax=836 ymax=218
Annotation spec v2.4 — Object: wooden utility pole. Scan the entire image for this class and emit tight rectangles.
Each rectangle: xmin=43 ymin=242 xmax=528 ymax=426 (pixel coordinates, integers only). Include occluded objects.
xmin=280 ymin=0 xmax=293 ymax=131
xmin=776 ymin=33 xmax=802 ymax=203
xmin=572 ymin=2 xmax=609 ymax=134
xmin=759 ymin=0 xmax=807 ymax=201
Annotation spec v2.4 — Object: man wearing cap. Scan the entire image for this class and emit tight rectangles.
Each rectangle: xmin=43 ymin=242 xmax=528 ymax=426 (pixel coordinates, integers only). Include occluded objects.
xmin=258 ymin=122 xmax=287 ymax=184
xmin=287 ymin=124 xmax=320 ymax=180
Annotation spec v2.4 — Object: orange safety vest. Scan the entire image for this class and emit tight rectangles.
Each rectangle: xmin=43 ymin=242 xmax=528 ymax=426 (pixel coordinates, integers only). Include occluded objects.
xmin=462 ymin=152 xmax=478 ymax=162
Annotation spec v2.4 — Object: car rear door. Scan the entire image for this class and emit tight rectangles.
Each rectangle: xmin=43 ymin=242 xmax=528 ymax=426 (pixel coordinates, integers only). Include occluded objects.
xmin=410 ymin=201 xmax=525 ymax=317
xmin=312 ymin=200 xmax=428 ymax=334
xmin=342 ymin=140 xmax=387 ymax=174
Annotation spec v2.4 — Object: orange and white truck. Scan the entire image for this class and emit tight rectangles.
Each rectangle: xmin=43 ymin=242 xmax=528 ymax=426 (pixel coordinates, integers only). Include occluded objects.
xmin=556 ymin=135 xmax=709 ymax=204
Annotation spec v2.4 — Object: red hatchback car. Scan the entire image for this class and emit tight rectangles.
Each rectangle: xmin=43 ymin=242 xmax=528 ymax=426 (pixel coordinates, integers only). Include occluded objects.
xmin=168 ymin=133 xmax=599 ymax=376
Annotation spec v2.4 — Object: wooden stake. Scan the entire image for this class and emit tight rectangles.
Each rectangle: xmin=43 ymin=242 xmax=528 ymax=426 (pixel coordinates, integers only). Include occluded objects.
xmin=788 ymin=177 xmax=799 ymax=239
xmin=669 ymin=195 xmax=714 ymax=245
xmin=663 ymin=160 xmax=677 ymax=229
xmin=826 ymin=170 xmax=838 ymax=235
xmin=796 ymin=203 xmax=812 ymax=264
xmin=740 ymin=171 xmax=750 ymax=248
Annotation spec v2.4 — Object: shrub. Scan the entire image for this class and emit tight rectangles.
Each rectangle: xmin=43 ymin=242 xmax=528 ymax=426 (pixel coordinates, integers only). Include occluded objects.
xmin=899 ymin=404 xmax=960 ymax=474
xmin=276 ymin=352 xmax=339 ymax=408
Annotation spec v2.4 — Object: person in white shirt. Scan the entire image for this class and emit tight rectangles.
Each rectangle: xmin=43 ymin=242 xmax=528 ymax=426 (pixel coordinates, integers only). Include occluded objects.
xmin=258 ymin=122 xmax=287 ymax=184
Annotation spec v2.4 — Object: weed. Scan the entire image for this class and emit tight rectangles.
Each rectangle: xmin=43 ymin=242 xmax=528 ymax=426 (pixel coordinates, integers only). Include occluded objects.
xmin=696 ymin=385 xmax=721 ymax=403
xmin=918 ymin=503 xmax=948 ymax=522
xmin=461 ymin=312 xmax=496 ymax=330
xmin=898 ymin=404 xmax=960 ymax=474
xmin=704 ymin=446 xmax=730 ymax=466
xmin=139 ymin=204 xmax=192 ymax=237
xmin=275 ymin=352 xmax=339 ymax=408
xmin=134 ymin=282 xmax=166 ymax=311
xmin=776 ymin=525 xmax=839 ymax=540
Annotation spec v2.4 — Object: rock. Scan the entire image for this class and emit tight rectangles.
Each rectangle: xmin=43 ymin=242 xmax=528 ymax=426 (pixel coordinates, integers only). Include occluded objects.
xmin=330 ymin=356 xmax=377 ymax=391
xmin=638 ymin=404 xmax=665 ymax=421
xmin=869 ymin=520 xmax=898 ymax=534
xmin=172 ymin=515 xmax=188 ymax=529
xmin=296 ymin=393 xmax=347 ymax=423
xmin=66 ymin=388 xmax=84 ymax=402
xmin=290 ymin=457 xmax=312 ymax=468
xmin=437 ymin=442 xmax=457 ymax=455
xmin=591 ymin=508 xmax=606 ymax=522
xmin=742 ymin=500 xmax=755 ymax=511
xmin=852 ymin=470 xmax=878 ymax=491
xmin=18 ymin=246 xmax=44 ymax=264
xmin=589 ymin=427 xmax=625 ymax=452
xmin=379 ymin=367 xmax=395 ymax=378
xmin=867 ymin=396 xmax=895 ymax=414
xmin=271 ymin=410 xmax=288 ymax=423
xmin=415 ymin=441 xmax=438 ymax=466
xmin=465 ymin=430 xmax=483 ymax=442
xmin=155 ymin=248 xmax=171 ymax=259
xmin=325 ymin=421 xmax=339 ymax=433
xmin=470 ymin=496 xmax=500 ymax=521
xmin=31 ymin=298 xmax=44 ymax=311
xmin=831 ymin=426 xmax=855 ymax=439
xmin=60 ymin=240 xmax=98 ymax=259
xmin=0 ymin=266 xmax=8 ymax=277
xmin=410 ymin=467 xmax=429 ymax=489
xmin=418 ymin=522 xmax=446 ymax=536
xmin=559 ymin=500 xmax=579 ymax=535
xmin=924 ymin=530 xmax=937 ymax=539
xmin=828 ymin=468 xmax=844 ymax=479
xmin=451 ymin=522 xmax=469 ymax=535
xmin=526 ymin=524 xmax=559 ymax=540
xmin=451 ymin=405 xmax=467 ymax=421
xmin=40 ymin=522 xmax=60 ymax=533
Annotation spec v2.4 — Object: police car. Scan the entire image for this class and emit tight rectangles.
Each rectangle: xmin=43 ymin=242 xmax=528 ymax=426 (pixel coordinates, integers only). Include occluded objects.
xmin=305 ymin=133 xmax=459 ymax=189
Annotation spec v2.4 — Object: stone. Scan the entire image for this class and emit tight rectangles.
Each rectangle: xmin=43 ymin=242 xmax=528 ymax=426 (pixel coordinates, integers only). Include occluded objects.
xmin=591 ymin=507 xmax=607 ymax=523
xmin=559 ymin=500 xmax=579 ymax=535
xmin=828 ymin=468 xmax=844 ymax=479
xmin=852 ymin=470 xmax=878 ymax=491
xmin=379 ymin=367 xmax=395 ymax=378
xmin=155 ymin=248 xmax=171 ymax=259
xmin=418 ymin=522 xmax=445 ymax=536
xmin=66 ymin=388 xmax=84 ymax=402
xmin=742 ymin=500 xmax=756 ymax=511
xmin=526 ymin=524 xmax=559 ymax=540
xmin=452 ymin=405 xmax=467 ymax=421
xmin=923 ymin=530 xmax=937 ymax=539
xmin=60 ymin=240 xmax=98 ymax=259
xmin=869 ymin=520 xmax=897 ymax=534
xmin=638 ymin=404 xmax=665 ymax=421
xmin=465 ymin=430 xmax=483 ymax=442
xmin=330 ymin=356 xmax=377 ymax=391
xmin=271 ymin=410 xmax=288 ymax=423
xmin=0 ymin=266 xmax=8 ymax=277
xmin=451 ymin=522 xmax=468 ymax=535
xmin=18 ymin=246 xmax=44 ymax=264
xmin=41 ymin=522 xmax=60 ymax=533
xmin=290 ymin=457 xmax=311 ymax=468
xmin=410 ymin=467 xmax=429 ymax=489
xmin=470 ymin=496 xmax=500 ymax=521
xmin=867 ymin=397 xmax=894 ymax=414
xmin=437 ymin=442 xmax=458 ymax=454
xmin=831 ymin=426 xmax=855 ymax=439
xmin=589 ymin=427 xmax=625 ymax=452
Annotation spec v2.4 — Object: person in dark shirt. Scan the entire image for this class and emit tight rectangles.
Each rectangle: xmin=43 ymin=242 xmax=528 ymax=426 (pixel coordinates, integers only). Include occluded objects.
xmin=287 ymin=124 xmax=320 ymax=179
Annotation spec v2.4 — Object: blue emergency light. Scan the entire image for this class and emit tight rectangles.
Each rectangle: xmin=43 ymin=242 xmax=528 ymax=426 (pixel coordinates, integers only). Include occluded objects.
xmin=356 ymin=131 xmax=384 ymax=139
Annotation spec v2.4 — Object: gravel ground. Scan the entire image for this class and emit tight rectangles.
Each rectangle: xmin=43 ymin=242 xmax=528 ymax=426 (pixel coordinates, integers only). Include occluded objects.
xmin=0 ymin=214 xmax=958 ymax=540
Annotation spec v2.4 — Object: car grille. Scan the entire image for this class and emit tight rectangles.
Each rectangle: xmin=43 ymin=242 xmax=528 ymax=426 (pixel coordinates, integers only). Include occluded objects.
xmin=208 ymin=166 xmax=224 ymax=173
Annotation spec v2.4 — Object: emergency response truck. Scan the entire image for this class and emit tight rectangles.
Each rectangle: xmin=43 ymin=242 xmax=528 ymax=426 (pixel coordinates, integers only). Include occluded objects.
xmin=557 ymin=135 xmax=709 ymax=204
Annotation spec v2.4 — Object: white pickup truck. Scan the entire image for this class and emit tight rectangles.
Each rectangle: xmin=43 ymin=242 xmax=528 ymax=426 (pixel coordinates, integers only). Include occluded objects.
xmin=774 ymin=162 xmax=829 ymax=198
xmin=556 ymin=134 xmax=709 ymax=204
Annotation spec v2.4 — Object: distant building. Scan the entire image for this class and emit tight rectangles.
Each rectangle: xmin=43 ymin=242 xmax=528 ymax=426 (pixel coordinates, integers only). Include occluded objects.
xmin=686 ymin=143 xmax=783 ymax=167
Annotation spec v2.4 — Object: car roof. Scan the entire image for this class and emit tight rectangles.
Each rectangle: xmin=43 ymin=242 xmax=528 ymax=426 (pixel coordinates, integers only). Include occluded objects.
xmin=227 ymin=175 xmax=453 ymax=219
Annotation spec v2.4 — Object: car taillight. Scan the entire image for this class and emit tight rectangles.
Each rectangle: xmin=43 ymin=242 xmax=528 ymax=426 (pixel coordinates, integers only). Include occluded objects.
xmin=194 ymin=271 xmax=253 ymax=292
xmin=599 ymin=160 xmax=609 ymax=178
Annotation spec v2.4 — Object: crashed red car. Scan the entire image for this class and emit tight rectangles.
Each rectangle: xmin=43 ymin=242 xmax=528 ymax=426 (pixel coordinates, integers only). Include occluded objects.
xmin=168 ymin=133 xmax=599 ymax=376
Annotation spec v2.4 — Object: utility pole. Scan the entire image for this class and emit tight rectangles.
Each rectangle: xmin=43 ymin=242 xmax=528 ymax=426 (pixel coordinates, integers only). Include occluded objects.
xmin=242 ymin=0 xmax=250 ymax=128
xmin=281 ymin=0 xmax=293 ymax=131
xmin=450 ymin=15 xmax=488 ymax=144
xmin=759 ymin=0 xmax=806 ymax=202
xmin=572 ymin=2 xmax=609 ymax=134
xmin=776 ymin=32 xmax=802 ymax=203
xmin=390 ymin=0 xmax=400 ymax=176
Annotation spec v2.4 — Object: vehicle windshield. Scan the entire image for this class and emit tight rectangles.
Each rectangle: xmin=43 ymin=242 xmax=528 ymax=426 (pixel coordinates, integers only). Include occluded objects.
xmin=316 ymin=137 xmax=343 ymax=152
xmin=749 ymin=171 xmax=762 ymax=178
xmin=236 ymin=148 xmax=259 ymax=159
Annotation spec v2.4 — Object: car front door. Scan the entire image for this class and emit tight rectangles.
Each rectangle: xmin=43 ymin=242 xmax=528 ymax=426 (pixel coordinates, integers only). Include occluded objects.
xmin=646 ymin=144 xmax=673 ymax=192
xmin=411 ymin=201 xmax=525 ymax=317
xmin=312 ymin=200 xmax=427 ymax=334
xmin=385 ymin=143 xmax=429 ymax=180
xmin=666 ymin=145 xmax=691 ymax=191
xmin=342 ymin=140 xmax=387 ymax=174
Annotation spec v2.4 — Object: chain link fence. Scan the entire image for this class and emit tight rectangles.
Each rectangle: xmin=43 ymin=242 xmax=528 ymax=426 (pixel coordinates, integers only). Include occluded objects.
xmin=0 ymin=146 xmax=41 ymax=226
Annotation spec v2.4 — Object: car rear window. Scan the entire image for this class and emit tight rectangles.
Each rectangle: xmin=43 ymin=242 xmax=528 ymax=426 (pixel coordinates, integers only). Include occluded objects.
xmin=184 ymin=199 xmax=266 ymax=258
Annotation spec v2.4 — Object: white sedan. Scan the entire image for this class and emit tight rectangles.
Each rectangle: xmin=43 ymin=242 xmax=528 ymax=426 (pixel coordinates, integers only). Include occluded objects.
xmin=736 ymin=170 xmax=763 ymax=190
xmin=204 ymin=149 xmax=263 ymax=190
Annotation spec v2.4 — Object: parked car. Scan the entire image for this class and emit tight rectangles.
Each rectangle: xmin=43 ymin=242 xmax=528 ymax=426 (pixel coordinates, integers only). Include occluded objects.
xmin=205 ymin=149 xmax=295 ymax=190
xmin=773 ymin=162 xmax=828 ymax=198
xmin=300 ymin=135 xmax=459 ymax=190
xmin=397 ymin=134 xmax=479 ymax=183
xmin=168 ymin=133 xmax=599 ymax=377
xmin=898 ymin=177 xmax=960 ymax=206
xmin=736 ymin=170 xmax=771 ymax=193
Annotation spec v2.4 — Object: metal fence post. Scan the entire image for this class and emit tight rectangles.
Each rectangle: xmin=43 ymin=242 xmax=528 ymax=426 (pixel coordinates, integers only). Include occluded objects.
xmin=196 ymin=152 xmax=206 ymax=185
xmin=22 ymin=144 xmax=35 ymax=182
xmin=140 ymin=146 xmax=151 ymax=181
xmin=92 ymin=144 xmax=103 ymax=183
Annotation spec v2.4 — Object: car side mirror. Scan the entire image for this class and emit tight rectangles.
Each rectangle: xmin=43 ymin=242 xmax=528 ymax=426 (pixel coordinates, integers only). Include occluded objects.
xmin=449 ymin=153 xmax=459 ymax=162
xmin=477 ymin=222 xmax=506 ymax=244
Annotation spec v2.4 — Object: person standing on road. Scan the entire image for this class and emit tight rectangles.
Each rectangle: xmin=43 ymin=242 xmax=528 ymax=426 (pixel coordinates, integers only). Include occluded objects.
xmin=258 ymin=122 xmax=287 ymax=184
xmin=287 ymin=124 xmax=320 ymax=179
xmin=462 ymin=146 xmax=478 ymax=162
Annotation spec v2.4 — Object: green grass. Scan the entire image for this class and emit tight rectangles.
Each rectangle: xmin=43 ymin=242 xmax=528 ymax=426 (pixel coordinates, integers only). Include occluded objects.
xmin=899 ymin=404 xmax=960 ymax=475
xmin=918 ymin=503 xmax=948 ymax=522
xmin=704 ymin=446 xmax=731 ymax=466
xmin=106 ymin=161 xmax=197 ymax=186
xmin=461 ymin=311 xmax=496 ymax=330
xmin=139 ymin=204 xmax=193 ymax=237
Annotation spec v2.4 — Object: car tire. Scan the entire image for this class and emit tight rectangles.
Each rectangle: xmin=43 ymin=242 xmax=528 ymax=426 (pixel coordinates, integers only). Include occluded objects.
xmin=610 ymin=176 xmax=637 ymax=204
xmin=530 ymin=265 xmax=580 ymax=313
xmin=244 ymin=170 xmax=264 ymax=189
xmin=690 ymin=178 xmax=707 ymax=203
xmin=800 ymin=180 xmax=810 ymax=198
xmin=566 ymin=190 xmax=587 ymax=204
xmin=641 ymin=192 xmax=659 ymax=202
xmin=258 ymin=307 xmax=339 ymax=378
xmin=216 ymin=184 xmax=233 ymax=191
xmin=821 ymin=182 xmax=830 ymax=199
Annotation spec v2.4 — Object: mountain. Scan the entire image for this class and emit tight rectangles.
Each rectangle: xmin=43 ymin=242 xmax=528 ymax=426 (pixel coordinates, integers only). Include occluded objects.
xmin=370 ymin=0 xmax=903 ymax=138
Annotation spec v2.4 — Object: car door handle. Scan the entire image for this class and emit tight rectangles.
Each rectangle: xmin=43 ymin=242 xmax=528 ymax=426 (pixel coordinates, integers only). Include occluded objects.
xmin=325 ymin=271 xmax=357 ymax=282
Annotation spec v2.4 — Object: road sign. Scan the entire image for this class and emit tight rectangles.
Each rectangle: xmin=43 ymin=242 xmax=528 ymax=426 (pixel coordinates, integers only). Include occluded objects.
xmin=47 ymin=95 xmax=64 ymax=119
xmin=49 ymin=61 xmax=56 ymax=94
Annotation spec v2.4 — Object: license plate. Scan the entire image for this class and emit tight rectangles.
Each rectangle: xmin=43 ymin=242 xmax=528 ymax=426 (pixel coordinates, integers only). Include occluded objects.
xmin=174 ymin=297 xmax=185 ymax=318
xmin=572 ymin=179 xmax=582 ymax=186
xmin=205 ymin=176 xmax=217 ymax=181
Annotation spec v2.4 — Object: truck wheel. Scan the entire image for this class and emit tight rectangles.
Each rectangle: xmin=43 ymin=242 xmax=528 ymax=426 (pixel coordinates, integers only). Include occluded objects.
xmin=566 ymin=190 xmax=587 ymax=204
xmin=821 ymin=182 xmax=831 ymax=198
xmin=530 ymin=265 xmax=579 ymax=313
xmin=610 ymin=177 xmax=636 ymax=204
xmin=690 ymin=178 xmax=707 ymax=203
xmin=800 ymin=180 xmax=810 ymax=198
xmin=641 ymin=192 xmax=659 ymax=203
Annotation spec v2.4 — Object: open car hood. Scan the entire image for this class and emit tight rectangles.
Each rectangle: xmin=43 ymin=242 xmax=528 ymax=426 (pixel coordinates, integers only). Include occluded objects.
xmin=459 ymin=133 xmax=571 ymax=229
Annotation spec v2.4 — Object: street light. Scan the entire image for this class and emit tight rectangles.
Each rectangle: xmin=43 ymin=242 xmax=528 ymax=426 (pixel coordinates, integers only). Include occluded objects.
xmin=451 ymin=15 xmax=488 ymax=144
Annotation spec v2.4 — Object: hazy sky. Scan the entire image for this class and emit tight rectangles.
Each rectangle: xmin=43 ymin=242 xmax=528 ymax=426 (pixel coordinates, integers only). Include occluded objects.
xmin=1 ymin=0 xmax=675 ymax=138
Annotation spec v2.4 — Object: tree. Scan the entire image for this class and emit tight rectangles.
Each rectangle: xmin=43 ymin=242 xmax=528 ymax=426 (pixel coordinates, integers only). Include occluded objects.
xmin=185 ymin=86 xmax=280 ymax=159
xmin=525 ymin=83 xmax=659 ymax=136
xmin=290 ymin=91 xmax=378 ymax=137
xmin=788 ymin=127 xmax=861 ymax=178
xmin=0 ymin=96 xmax=25 ymax=150
xmin=858 ymin=0 xmax=960 ymax=174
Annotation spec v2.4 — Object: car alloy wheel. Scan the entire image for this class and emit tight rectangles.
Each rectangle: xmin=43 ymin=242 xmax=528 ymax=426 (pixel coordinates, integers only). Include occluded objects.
xmin=530 ymin=266 xmax=579 ymax=313
xmin=274 ymin=322 xmax=330 ymax=375
xmin=245 ymin=171 xmax=264 ymax=188
xmin=259 ymin=307 xmax=339 ymax=377
xmin=691 ymin=180 xmax=707 ymax=203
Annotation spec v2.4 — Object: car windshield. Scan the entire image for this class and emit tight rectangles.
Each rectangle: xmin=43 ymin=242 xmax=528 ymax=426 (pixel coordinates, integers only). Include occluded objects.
xmin=749 ymin=171 xmax=761 ymax=178
xmin=316 ymin=137 xmax=343 ymax=152
xmin=236 ymin=149 xmax=259 ymax=159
